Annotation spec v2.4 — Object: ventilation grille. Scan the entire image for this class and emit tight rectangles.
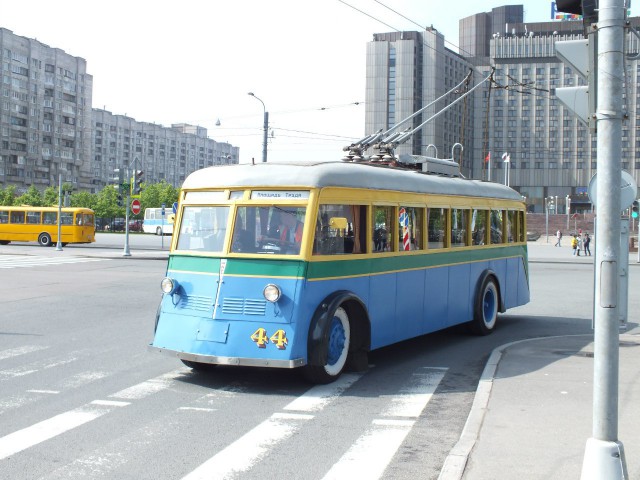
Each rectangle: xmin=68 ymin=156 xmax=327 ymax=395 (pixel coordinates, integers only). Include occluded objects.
xmin=222 ymin=297 xmax=267 ymax=316
xmin=179 ymin=295 xmax=212 ymax=312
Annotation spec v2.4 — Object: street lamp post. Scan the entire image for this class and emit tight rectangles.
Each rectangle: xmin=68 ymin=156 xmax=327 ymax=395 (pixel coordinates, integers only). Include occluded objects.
xmin=248 ymin=92 xmax=268 ymax=163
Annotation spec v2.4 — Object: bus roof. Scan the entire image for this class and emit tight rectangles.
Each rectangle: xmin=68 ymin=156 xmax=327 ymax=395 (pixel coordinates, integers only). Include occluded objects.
xmin=0 ymin=206 xmax=94 ymax=213
xmin=182 ymin=162 xmax=523 ymax=201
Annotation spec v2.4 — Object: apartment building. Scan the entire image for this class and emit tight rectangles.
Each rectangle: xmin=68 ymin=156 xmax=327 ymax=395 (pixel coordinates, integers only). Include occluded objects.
xmin=0 ymin=28 xmax=93 ymax=191
xmin=0 ymin=27 xmax=238 ymax=194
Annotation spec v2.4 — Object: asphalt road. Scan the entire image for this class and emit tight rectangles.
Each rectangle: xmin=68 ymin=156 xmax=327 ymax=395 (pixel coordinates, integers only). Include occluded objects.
xmin=0 ymin=245 xmax=635 ymax=479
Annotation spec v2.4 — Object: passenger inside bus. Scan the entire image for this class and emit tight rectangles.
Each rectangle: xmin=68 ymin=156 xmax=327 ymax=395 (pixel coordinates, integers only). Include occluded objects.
xmin=276 ymin=210 xmax=303 ymax=245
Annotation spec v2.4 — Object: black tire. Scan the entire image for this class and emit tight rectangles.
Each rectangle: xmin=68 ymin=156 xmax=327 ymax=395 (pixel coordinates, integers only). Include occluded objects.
xmin=303 ymin=306 xmax=351 ymax=384
xmin=471 ymin=276 xmax=499 ymax=335
xmin=181 ymin=359 xmax=217 ymax=371
xmin=38 ymin=233 xmax=52 ymax=246
xmin=0 ymin=240 xmax=10 ymax=245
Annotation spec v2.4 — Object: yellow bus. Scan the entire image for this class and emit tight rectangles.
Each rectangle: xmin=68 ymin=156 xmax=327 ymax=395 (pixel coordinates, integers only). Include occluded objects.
xmin=0 ymin=206 xmax=96 ymax=246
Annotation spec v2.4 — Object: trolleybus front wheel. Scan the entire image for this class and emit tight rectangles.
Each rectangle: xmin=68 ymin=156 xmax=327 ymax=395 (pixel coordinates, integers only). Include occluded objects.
xmin=303 ymin=306 xmax=351 ymax=384
xmin=471 ymin=276 xmax=499 ymax=335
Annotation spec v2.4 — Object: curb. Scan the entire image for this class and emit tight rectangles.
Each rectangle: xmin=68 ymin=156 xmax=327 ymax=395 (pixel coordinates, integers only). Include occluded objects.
xmin=437 ymin=334 xmax=593 ymax=480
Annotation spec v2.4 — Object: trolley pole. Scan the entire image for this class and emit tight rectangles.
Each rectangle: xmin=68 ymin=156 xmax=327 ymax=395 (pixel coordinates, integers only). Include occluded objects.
xmin=580 ymin=0 xmax=628 ymax=477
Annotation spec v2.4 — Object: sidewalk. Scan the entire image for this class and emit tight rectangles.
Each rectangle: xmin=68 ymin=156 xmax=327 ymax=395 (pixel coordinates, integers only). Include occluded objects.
xmin=439 ymin=332 xmax=640 ymax=480
xmin=527 ymin=240 xmax=640 ymax=265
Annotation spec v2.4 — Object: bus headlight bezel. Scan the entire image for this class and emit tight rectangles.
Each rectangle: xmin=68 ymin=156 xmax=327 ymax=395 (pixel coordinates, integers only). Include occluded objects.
xmin=161 ymin=277 xmax=180 ymax=295
xmin=263 ymin=284 xmax=282 ymax=303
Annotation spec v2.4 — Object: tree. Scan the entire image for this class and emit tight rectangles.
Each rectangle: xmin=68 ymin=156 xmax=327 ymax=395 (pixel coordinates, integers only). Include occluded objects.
xmin=139 ymin=181 xmax=179 ymax=211
xmin=15 ymin=185 xmax=43 ymax=206
xmin=43 ymin=187 xmax=59 ymax=206
xmin=70 ymin=191 xmax=96 ymax=209
xmin=0 ymin=185 xmax=17 ymax=206
xmin=94 ymin=185 xmax=124 ymax=219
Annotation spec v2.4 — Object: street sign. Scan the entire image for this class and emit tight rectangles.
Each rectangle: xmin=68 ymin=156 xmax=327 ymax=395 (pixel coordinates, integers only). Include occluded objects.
xmin=588 ymin=171 xmax=637 ymax=210
xmin=131 ymin=199 xmax=141 ymax=215
xmin=172 ymin=202 xmax=178 ymax=214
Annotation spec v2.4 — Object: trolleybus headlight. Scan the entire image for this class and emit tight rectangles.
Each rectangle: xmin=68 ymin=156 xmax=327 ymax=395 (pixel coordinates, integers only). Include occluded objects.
xmin=161 ymin=277 xmax=180 ymax=295
xmin=263 ymin=284 xmax=282 ymax=303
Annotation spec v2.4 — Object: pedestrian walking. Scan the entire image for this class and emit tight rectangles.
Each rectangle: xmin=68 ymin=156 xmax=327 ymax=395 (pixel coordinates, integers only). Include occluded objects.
xmin=583 ymin=233 xmax=591 ymax=256
xmin=555 ymin=229 xmax=562 ymax=247
xmin=571 ymin=235 xmax=578 ymax=256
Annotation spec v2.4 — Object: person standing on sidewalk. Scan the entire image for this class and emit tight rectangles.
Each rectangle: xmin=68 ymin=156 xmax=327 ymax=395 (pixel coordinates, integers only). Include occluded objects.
xmin=583 ymin=233 xmax=591 ymax=256
xmin=576 ymin=234 xmax=582 ymax=256
xmin=571 ymin=234 xmax=579 ymax=255
xmin=555 ymin=229 xmax=562 ymax=247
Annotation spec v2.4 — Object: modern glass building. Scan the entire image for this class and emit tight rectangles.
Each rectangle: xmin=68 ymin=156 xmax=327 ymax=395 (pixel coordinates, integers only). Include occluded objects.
xmin=365 ymin=28 xmax=475 ymax=175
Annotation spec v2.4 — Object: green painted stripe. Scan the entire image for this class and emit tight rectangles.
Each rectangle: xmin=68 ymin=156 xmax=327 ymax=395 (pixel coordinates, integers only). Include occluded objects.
xmin=168 ymin=255 xmax=305 ymax=277
xmin=168 ymin=255 xmax=221 ymax=274
xmin=306 ymin=245 xmax=528 ymax=279
xmin=168 ymin=245 xmax=527 ymax=280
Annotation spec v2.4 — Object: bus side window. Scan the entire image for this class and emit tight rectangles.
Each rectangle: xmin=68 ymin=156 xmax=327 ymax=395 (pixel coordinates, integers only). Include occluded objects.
xmin=427 ymin=207 xmax=446 ymax=249
xmin=0 ymin=211 xmax=7 ymax=223
xmin=398 ymin=206 xmax=424 ymax=251
xmin=313 ymin=204 xmax=366 ymax=255
xmin=26 ymin=211 xmax=42 ymax=224
xmin=490 ymin=210 xmax=503 ymax=244
xmin=451 ymin=208 xmax=469 ymax=248
xmin=43 ymin=212 xmax=57 ymax=224
xmin=506 ymin=210 xmax=516 ymax=242
xmin=373 ymin=206 xmax=394 ymax=252
xmin=472 ymin=209 xmax=488 ymax=245
xmin=10 ymin=212 xmax=25 ymax=224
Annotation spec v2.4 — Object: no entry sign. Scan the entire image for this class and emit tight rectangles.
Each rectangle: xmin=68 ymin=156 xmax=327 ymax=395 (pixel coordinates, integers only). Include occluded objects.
xmin=131 ymin=199 xmax=141 ymax=215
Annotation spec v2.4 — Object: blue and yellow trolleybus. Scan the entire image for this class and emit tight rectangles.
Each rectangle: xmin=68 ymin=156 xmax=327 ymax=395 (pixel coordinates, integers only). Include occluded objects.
xmin=150 ymin=160 xmax=529 ymax=383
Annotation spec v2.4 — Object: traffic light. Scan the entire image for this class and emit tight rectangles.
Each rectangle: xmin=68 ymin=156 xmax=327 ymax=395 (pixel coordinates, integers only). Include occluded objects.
xmin=632 ymin=200 xmax=639 ymax=219
xmin=114 ymin=184 xmax=123 ymax=207
xmin=113 ymin=168 xmax=125 ymax=207
xmin=132 ymin=170 xmax=144 ymax=196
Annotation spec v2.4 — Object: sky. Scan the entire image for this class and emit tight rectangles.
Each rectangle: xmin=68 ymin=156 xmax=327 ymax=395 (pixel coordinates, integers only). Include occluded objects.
xmin=3 ymin=1 xmax=634 ymax=164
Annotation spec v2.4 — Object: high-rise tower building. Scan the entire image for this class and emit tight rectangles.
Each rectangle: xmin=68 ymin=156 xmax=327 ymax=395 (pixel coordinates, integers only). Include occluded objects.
xmin=365 ymin=28 xmax=475 ymax=175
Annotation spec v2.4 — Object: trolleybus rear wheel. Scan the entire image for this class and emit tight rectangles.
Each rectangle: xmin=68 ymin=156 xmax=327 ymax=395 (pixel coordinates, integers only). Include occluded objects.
xmin=303 ymin=306 xmax=351 ymax=384
xmin=471 ymin=276 xmax=499 ymax=335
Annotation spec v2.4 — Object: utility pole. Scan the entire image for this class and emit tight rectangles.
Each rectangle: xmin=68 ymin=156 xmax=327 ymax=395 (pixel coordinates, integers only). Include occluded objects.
xmin=580 ymin=0 xmax=628 ymax=477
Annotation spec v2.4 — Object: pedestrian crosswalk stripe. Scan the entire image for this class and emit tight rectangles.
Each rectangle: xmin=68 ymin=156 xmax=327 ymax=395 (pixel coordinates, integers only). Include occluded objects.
xmin=0 ymin=255 xmax=108 ymax=269
xmin=321 ymin=369 xmax=446 ymax=480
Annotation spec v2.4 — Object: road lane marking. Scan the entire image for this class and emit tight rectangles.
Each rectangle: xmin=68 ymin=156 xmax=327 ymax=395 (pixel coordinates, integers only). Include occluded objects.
xmin=182 ymin=375 xmax=362 ymax=480
xmin=321 ymin=368 xmax=446 ymax=480
xmin=108 ymin=369 xmax=185 ymax=400
xmin=0 ymin=403 xmax=120 ymax=460
xmin=0 ymin=256 xmax=107 ymax=269
xmin=0 ymin=345 xmax=49 ymax=361
xmin=26 ymin=390 xmax=59 ymax=394
xmin=282 ymin=373 xmax=361 ymax=412
xmin=181 ymin=412 xmax=313 ymax=480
